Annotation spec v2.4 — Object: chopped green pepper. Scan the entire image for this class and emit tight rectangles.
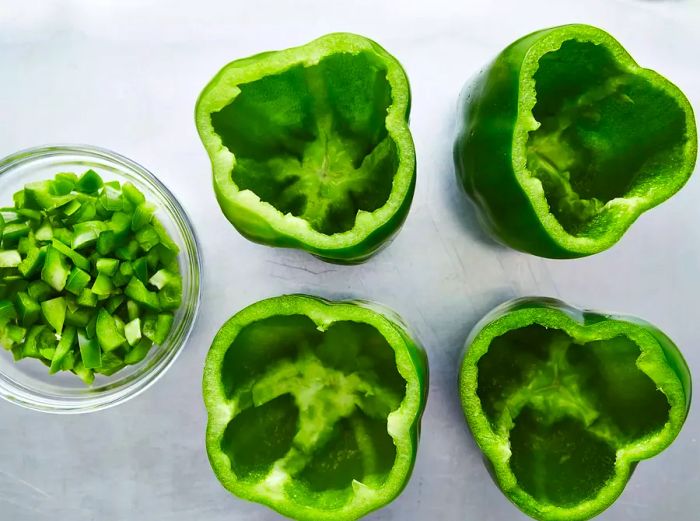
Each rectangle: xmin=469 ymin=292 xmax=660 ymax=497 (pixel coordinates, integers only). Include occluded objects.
xmin=454 ymin=24 xmax=697 ymax=258
xmin=196 ymin=33 xmax=416 ymax=263
xmin=49 ymin=326 xmax=76 ymax=374
xmin=204 ymin=295 xmax=428 ymax=520
xmin=0 ymin=250 xmax=21 ymax=268
xmin=0 ymin=170 xmax=183 ymax=382
xmin=459 ymin=297 xmax=691 ymax=521
xmin=41 ymin=296 xmax=66 ymax=334
xmin=95 ymin=308 xmax=126 ymax=352
xmin=15 ymin=292 xmax=40 ymax=327
xmin=78 ymin=331 xmax=101 ymax=369
xmin=41 ymin=246 xmax=70 ymax=291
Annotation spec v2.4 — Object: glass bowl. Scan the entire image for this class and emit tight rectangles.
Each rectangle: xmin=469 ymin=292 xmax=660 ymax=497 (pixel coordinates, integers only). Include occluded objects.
xmin=0 ymin=145 xmax=201 ymax=413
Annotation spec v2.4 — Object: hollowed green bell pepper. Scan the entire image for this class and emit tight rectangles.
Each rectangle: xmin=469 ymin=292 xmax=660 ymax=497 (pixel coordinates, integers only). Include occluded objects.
xmin=459 ymin=297 xmax=691 ymax=521
xmin=454 ymin=24 xmax=697 ymax=258
xmin=203 ymin=295 xmax=427 ymax=520
xmin=196 ymin=33 xmax=416 ymax=264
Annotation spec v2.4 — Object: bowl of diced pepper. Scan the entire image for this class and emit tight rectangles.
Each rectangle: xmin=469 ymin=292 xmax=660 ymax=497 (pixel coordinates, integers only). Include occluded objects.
xmin=0 ymin=144 xmax=201 ymax=413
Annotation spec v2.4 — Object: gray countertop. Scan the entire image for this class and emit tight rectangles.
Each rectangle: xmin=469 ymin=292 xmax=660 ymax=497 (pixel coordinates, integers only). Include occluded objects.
xmin=0 ymin=1 xmax=698 ymax=520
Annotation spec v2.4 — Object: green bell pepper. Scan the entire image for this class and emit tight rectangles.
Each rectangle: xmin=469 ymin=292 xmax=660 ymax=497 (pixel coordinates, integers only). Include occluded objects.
xmin=196 ymin=33 xmax=416 ymax=263
xmin=459 ymin=297 xmax=691 ymax=521
xmin=203 ymin=295 xmax=427 ymax=520
xmin=454 ymin=24 xmax=697 ymax=258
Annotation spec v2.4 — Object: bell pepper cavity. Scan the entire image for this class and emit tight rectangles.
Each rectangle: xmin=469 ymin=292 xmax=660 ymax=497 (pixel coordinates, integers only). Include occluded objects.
xmin=459 ymin=297 xmax=691 ymax=521
xmin=204 ymin=295 xmax=428 ymax=520
xmin=196 ymin=33 xmax=416 ymax=263
xmin=454 ymin=24 xmax=697 ymax=258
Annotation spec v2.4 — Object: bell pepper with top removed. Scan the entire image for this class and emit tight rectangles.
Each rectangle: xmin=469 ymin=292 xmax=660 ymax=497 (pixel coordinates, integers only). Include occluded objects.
xmin=203 ymin=295 xmax=427 ymax=520
xmin=459 ymin=297 xmax=691 ymax=521
xmin=195 ymin=33 xmax=415 ymax=263
xmin=454 ymin=24 xmax=697 ymax=258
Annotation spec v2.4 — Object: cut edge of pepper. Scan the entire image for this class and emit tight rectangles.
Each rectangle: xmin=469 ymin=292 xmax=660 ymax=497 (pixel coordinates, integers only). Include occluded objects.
xmin=203 ymin=294 xmax=426 ymax=521
xmin=511 ymin=24 xmax=698 ymax=257
xmin=195 ymin=33 xmax=416 ymax=257
xmin=459 ymin=296 xmax=691 ymax=521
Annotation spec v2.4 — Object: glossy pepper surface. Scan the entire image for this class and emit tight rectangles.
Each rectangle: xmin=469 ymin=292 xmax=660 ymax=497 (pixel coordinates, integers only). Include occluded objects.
xmin=196 ymin=33 xmax=415 ymax=263
xmin=454 ymin=24 xmax=697 ymax=258
xmin=459 ymin=297 xmax=691 ymax=521
xmin=203 ymin=295 xmax=427 ymax=520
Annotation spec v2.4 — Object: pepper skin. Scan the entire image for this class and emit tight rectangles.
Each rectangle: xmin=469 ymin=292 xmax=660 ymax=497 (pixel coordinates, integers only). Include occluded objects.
xmin=196 ymin=33 xmax=415 ymax=264
xmin=203 ymin=295 xmax=428 ymax=520
xmin=454 ymin=24 xmax=697 ymax=258
xmin=459 ymin=297 xmax=691 ymax=521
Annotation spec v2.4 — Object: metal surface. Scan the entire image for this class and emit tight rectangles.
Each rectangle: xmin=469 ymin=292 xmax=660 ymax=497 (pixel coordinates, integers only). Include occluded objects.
xmin=0 ymin=1 xmax=698 ymax=519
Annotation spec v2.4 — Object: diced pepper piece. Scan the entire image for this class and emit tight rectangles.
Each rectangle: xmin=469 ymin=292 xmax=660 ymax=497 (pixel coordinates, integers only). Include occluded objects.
xmin=132 ymin=257 xmax=149 ymax=283
xmin=122 ymin=183 xmax=146 ymax=207
xmin=76 ymin=169 xmax=104 ymax=193
xmin=41 ymin=296 xmax=66 ymax=334
xmin=15 ymin=292 xmax=41 ymax=327
xmin=152 ymin=314 xmax=174 ymax=344
xmin=126 ymin=300 xmax=140 ymax=322
xmin=96 ymin=257 xmax=119 ymax=276
xmin=18 ymin=247 xmax=46 ymax=277
xmin=51 ymin=239 xmax=90 ymax=271
xmin=64 ymin=295 xmax=79 ymax=313
xmin=124 ymin=277 xmax=160 ymax=310
xmin=76 ymin=288 xmax=98 ymax=307
xmin=99 ymin=184 xmax=123 ymax=212
xmin=65 ymin=267 xmax=91 ymax=295
xmin=53 ymin=172 xmax=78 ymax=195
xmin=35 ymin=220 xmax=53 ymax=241
xmin=96 ymin=230 xmax=116 ymax=255
xmin=115 ymin=239 xmax=139 ymax=261
xmin=22 ymin=325 xmax=45 ymax=358
xmin=95 ymin=308 xmax=126 ymax=351
xmin=41 ymin=246 xmax=70 ymax=291
xmin=66 ymin=307 xmax=91 ymax=328
xmin=95 ymin=351 xmax=125 ymax=376
xmin=49 ymin=326 xmax=76 ymax=374
xmin=40 ymin=347 xmax=56 ymax=360
xmin=2 ymin=222 xmax=31 ymax=242
xmin=28 ymin=280 xmax=53 ymax=301
xmin=158 ymin=277 xmax=182 ymax=311
xmin=0 ymin=250 xmax=21 ymax=268
xmin=0 ymin=300 xmax=17 ymax=323
xmin=125 ymin=338 xmax=152 ymax=365
xmin=17 ymin=234 xmax=36 ymax=255
xmin=78 ymin=331 xmax=102 ymax=369
xmin=72 ymin=361 xmax=95 ymax=385
xmin=52 ymin=227 xmax=73 ymax=246
xmin=71 ymin=200 xmax=97 ymax=224
xmin=62 ymin=199 xmax=82 ymax=216
xmin=152 ymin=218 xmax=179 ymax=253
xmin=148 ymin=269 xmax=179 ymax=289
xmin=0 ymin=323 xmax=26 ymax=348
xmin=124 ymin=318 xmax=142 ymax=346
xmin=61 ymin=349 xmax=76 ymax=371
xmin=131 ymin=202 xmax=155 ymax=231
xmin=108 ymin=212 xmax=131 ymax=239
xmin=106 ymin=295 xmax=124 ymax=314
xmin=91 ymin=273 xmax=114 ymax=296
xmin=24 ymin=181 xmax=76 ymax=210
xmin=72 ymin=220 xmax=106 ymax=250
